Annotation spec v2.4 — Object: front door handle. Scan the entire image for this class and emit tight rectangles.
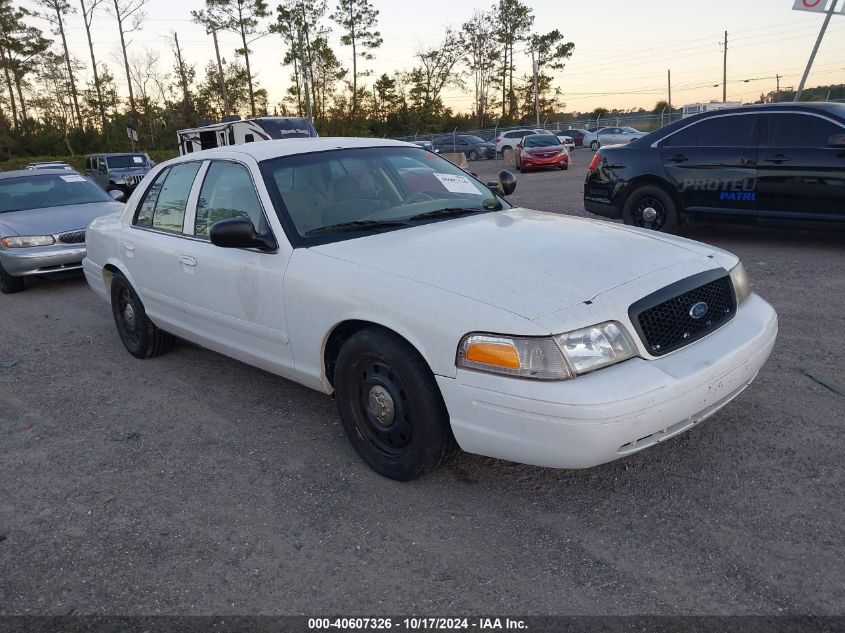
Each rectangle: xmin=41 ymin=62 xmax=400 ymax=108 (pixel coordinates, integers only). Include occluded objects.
xmin=740 ymin=157 xmax=757 ymax=167
xmin=764 ymin=154 xmax=790 ymax=163
xmin=178 ymin=255 xmax=197 ymax=267
xmin=668 ymin=153 xmax=688 ymax=163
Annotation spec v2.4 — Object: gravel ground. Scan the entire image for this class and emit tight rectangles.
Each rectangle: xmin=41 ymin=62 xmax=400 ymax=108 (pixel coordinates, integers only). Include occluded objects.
xmin=1 ymin=149 xmax=843 ymax=615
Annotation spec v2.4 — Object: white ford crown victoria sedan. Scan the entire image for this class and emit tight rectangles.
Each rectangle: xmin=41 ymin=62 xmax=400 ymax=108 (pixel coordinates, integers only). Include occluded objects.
xmin=83 ymin=138 xmax=778 ymax=480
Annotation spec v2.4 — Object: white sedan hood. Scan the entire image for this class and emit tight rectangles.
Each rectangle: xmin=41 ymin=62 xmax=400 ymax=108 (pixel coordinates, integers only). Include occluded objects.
xmin=310 ymin=208 xmax=723 ymax=320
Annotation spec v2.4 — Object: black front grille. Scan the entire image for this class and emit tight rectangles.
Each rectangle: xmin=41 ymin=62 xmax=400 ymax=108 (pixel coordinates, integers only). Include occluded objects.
xmin=57 ymin=230 xmax=85 ymax=244
xmin=629 ymin=270 xmax=736 ymax=356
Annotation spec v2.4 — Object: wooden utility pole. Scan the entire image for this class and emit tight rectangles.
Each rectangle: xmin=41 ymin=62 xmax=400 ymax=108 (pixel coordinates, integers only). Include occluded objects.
xmin=531 ymin=48 xmax=539 ymax=126
xmin=722 ymin=30 xmax=728 ymax=103
xmin=172 ymin=32 xmax=192 ymax=122
xmin=776 ymin=74 xmax=780 ymax=102
xmin=209 ymin=26 xmax=231 ymax=116
xmin=667 ymin=69 xmax=672 ymax=110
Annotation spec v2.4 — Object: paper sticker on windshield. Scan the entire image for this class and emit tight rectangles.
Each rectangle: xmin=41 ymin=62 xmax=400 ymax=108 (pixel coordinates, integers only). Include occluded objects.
xmin=433 ymin=173 xmax=478 ymax=194
xmin=133 ymin=156 xmax=143 ymax=164
xmin=60 ymin=175 xmax=86 ymax=182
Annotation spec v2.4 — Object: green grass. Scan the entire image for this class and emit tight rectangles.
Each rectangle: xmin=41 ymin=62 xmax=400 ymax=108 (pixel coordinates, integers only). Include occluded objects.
xmin=0 ymin=149 xmax=179 ymax=172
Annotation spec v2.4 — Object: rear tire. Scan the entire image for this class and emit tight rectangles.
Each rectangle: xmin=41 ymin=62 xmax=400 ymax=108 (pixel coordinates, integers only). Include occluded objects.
xmin=590 ymin=140 xmax=599 ymax=151
xmin=467 ymin=149 xmax=479 ymax=161
xmin=334 ymin=328 xmax=458 ymax=481
xmin=622 ymin=185 xmax=680 ymax=233
xmin=0 ymin=263 xmax=24 ymax=294
xmin=110 ymin=272 xmax=175 ymax=359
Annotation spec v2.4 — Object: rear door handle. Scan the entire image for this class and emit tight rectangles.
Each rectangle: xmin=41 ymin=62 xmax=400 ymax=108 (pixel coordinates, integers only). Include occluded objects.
xmin=178 ymin=255 xmax=197 ymax=267
xmin=764 ymin=154 xmax=790 ymax=163
xmin=668 ymin=154 xmax=688 ymax=163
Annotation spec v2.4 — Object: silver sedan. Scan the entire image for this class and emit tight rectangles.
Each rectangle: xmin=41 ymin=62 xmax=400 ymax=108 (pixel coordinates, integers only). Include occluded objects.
xmin=0 ymin=170 xmax=124 ymax=293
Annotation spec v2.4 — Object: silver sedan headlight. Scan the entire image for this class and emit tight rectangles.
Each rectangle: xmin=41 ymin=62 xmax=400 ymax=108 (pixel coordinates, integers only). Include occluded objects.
xmin=457 ymin=321 xmax=637 ymax=380
xmin=1 ymin=235 xmax=56 ymax=248
xmin=729 ymin=261 xmax=751 ymax=304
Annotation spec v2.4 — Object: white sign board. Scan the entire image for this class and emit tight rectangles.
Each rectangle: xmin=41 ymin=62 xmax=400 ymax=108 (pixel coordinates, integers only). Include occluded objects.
xmin=793 ymin=0 xmax=844 ymax=13
xmin=126 ymin=127 xmax=138 ymax=142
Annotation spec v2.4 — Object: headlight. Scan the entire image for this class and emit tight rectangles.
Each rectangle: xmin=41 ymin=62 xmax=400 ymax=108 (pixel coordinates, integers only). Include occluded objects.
xmin=1 ymin=235 xmax=55 ymax=248
xmin=457 ymin=334 xmax=573 ymax=380
xmin=729 ymin=261 xmax=751 ymax=304
xmin=457 ymin=321 xmax=637 ymax=381
xmin=555 ymin=321 xmax=636 ymax=375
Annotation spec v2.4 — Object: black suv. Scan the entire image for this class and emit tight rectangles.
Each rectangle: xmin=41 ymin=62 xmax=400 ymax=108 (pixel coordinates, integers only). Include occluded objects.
xmin=584 ymin=103 xmax=845 ymax=232
xmin=431 ymin=134 xmax=496 ymax=160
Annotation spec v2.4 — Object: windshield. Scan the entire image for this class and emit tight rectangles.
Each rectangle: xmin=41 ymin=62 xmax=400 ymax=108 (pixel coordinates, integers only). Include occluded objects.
xmin=261 ymin=146 xmax=508 ymax=242
xmin=106 ymin=154 xmax=147 ymax=169
xmin=524 ymin=135 xmax=560 ymax=148
xmin=0 ymin=174 xmax=112 ymax=213
xmin=257 ymin=118 xmax=316 ymax=139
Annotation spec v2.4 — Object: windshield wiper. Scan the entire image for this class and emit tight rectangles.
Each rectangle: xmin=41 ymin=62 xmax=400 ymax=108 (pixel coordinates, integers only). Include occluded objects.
xmin=305 ymin=219 xmax=410 ymax=235
xmin=407 ymin=205 xmax=498 ymax=222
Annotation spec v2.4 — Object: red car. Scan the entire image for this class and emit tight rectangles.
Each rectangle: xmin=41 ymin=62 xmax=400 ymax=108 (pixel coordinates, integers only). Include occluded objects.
xmin=515 ymin=134 xmax=569 ymax=171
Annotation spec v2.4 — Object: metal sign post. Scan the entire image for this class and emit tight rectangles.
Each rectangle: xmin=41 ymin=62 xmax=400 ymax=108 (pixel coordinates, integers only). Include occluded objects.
xmin=793 ymin=0 xmax=840 ymax=101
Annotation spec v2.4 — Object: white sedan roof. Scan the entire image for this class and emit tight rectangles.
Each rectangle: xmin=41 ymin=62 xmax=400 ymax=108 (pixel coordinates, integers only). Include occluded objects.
xmin=182 ymin=137 xmax=413 ymax=163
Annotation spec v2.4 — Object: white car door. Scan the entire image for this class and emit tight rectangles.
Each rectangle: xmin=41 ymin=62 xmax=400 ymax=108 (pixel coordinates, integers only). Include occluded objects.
xmin=176 ymin=158 xmax=295 ymax=374
xmin=122 ymin=161 xmax=203 ymax=331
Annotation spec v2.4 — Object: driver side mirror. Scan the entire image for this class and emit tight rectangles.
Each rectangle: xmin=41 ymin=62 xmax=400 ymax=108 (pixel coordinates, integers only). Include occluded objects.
xmin=486 ymin=170 xmax=517 ymax=197
xmin=98 ymin=164 xmax=106 ymax=172
xmin=827 ymin=134 xmax=845 ymax=148
xmin=108 ymin=189 xmax=125 ymax=202
xmin=516 ymin=143 xmax=523 ymax=150
xmin=210 ymin=217 xmax=276 ymax=251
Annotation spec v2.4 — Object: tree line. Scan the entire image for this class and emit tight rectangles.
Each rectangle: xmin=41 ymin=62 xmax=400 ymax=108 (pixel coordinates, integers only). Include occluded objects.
xmin=0 ymin=0 xmax=575 ymax=159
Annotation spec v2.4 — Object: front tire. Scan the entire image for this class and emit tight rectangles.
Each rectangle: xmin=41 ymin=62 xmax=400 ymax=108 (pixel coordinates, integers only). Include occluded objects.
xmin=0 ymin=263 xmax=24 ymax=294
xmin=622 ymin=185 xmax=680 ymax=233
xmin=467 ymin=149 xmax=479 ymax=161
xmin=110 ymin=272 xmax=175 ymax=359
xmin=334 ymin=328 xmax=458 ymax=481
xmin=590 ymin=140 xmax=599 ymax=151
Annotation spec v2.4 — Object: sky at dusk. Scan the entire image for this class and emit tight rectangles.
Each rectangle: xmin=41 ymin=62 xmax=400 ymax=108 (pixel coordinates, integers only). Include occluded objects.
xmin=20 ymin=0 xmax=845 ymax=115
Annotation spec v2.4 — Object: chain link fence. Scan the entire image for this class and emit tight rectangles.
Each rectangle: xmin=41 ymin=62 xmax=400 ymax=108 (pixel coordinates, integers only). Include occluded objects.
xmin=393 ymin=112 xmax=686 ymax=145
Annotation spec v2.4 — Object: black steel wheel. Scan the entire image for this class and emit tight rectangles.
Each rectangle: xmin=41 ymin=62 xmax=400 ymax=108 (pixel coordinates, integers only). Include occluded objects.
xmin=334 ymin=328 xmax=457 ymax=480
xmin=622 ymin=185 xmax=679 ymax=233
xmin=0 ymin=263 xmax=24 ymax=294
xmin=110 ymin=272 xmax=175 ymax=359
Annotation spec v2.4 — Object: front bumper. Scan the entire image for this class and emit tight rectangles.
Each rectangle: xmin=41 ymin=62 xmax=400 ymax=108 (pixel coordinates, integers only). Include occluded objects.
xmin=0 ymin=244 xmax=87 ymax=276
xmin=437 ymin=293 xmax=777 ymax=469
xmin=521 ymin=155 xmax=568 ymax=169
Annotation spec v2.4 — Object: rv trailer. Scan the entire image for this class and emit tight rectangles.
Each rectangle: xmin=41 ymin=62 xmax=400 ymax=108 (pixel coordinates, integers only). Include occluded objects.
xmin=177 ymin=116 xmax=318 ymax=155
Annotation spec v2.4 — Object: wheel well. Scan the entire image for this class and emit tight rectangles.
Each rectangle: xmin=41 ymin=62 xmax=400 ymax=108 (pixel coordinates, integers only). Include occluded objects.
xmin=102 ymin=264 xmax=121 ymax=292
xmin=621 ymin=176 xmax=684 ymax=214
xmin=323 ymin=320 xmax=424 ymax=388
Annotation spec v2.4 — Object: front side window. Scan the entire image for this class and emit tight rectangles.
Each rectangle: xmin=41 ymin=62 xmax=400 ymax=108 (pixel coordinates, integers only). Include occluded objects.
xmin=769 ymin=113 xmax=843 ymax=148
xmin=195 ymin=162 xmax=265 ymax=237
xmin=261 ymin=146 xmax=508 ymax=243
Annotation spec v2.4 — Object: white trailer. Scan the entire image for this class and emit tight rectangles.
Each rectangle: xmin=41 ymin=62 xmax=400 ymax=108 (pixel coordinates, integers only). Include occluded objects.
xmin=177 ymin=116 xmax=318 ymax=155
xmin=681 ymin=101 xmax=742 ymax=118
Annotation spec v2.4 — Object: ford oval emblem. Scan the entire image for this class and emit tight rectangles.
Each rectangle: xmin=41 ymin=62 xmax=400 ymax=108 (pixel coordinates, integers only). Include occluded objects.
xmin=689 ymin=301 xmax=709 ymax=320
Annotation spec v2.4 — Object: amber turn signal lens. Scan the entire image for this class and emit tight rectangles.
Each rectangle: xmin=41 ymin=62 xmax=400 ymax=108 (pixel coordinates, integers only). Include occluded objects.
xmin=464 ymin=342 xmax=521 ymax=369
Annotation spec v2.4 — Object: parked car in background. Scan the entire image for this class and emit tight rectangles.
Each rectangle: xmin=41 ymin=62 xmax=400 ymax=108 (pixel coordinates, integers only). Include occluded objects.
xmin=0 ymin=170 xmax=124 ymax=293
xmin=591 ymin=127 xmax=648 ymax=150
xmin=83 ymin=137 xmax=776 ymax=481
xmin=25 ymin=162 xmax=75 ymax=171
xmin=516 ymin=134 xmax=569 ymax=171
xmin=85 ymin=153 xmax=154 ymax=197
xmin=558 ymin=128 xmax=589 ymax=148
xmin=494 ymin=129 xmax=539 ymax=154
xmin=584 ymin=102 xmax=845 ymax=233
xmin=432 ymin=134 xmax=496 ymax=160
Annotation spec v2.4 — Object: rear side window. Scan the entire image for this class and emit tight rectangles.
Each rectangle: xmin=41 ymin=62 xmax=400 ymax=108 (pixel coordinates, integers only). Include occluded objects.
xmin=663 ymin=115 xmax=755 ymax=147
xmin=133 ymin=162 xmax=201 ymax=232
xmin=195 ymin=162 xmax=265 ymax=237
xmin=768 ymin=113 xmax=843 ymax=148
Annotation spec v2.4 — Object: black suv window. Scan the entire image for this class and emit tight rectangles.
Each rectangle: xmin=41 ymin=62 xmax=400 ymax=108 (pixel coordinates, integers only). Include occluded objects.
xmin=769 ymin=113 xmax=843 ymax=148
xmin=663 ymin=114 xmax=755 ymax=147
